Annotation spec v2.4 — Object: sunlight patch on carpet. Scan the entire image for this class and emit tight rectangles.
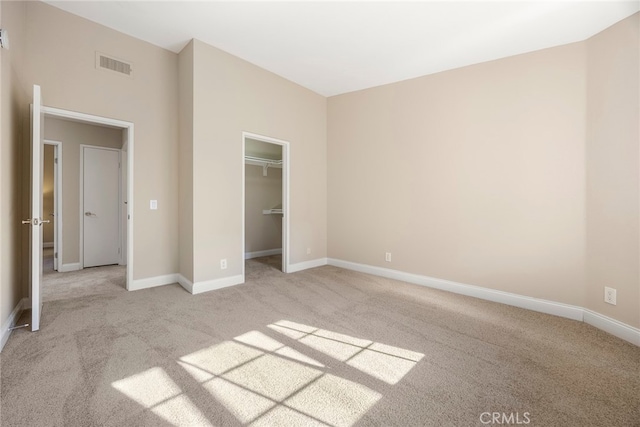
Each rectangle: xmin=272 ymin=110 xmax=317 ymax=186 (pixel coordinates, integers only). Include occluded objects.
xmin=114 ymin=321 xmax=422 ymax=426
xmin=234 ymin=330 xmax=325 ymax=367
xmin=284 ymin=374 xmax=381 ymax=426
xmin=179 ymin=340 xmax=262 ymax=376
xmin=235 ymin=330 xmax=284 ymax=351
xmin=251 ymin=406 xmax=329 ymax=427
xmin=222 ymin=353 xmax=323 ymax=401
xmin=269 ymin=319 xmax=425 ymax=384
xmin=112 ymin=367 xmax=181 ymax=407
xmin=203 ymin=377 xmax=276 ymax=423
xmin=347 ymin=348 xmax=421 ymax=384
xmin=299 ymin=334 xmax=362 ymax=361
xmin=111 ymin=367 xmax=213 ymax=426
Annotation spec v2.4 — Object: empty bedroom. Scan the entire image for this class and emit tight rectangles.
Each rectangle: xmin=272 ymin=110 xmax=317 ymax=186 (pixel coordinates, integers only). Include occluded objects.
xmin=0 ymin=1 xmax=638 ymax=426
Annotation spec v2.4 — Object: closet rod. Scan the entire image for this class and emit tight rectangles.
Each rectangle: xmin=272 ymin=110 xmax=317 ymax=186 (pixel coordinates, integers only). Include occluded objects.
xmin=245 ymin=155 xmax=283 ymax=176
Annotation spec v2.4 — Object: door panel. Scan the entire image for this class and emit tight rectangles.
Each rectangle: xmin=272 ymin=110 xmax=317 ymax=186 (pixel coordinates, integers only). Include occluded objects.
xmin=30 ymin=85 xmax=44 ymax=332
xmin=83 ymin=147 xmax=120 ymax=267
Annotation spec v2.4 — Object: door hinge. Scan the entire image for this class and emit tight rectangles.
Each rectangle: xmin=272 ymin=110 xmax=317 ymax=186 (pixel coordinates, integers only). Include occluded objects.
xmin=118 ymin=247 xmax=121 ymax=254
xmin=54 ymin=158 xmax=58 ymax=164
xmin=54 ymin=252 xmax=58 ymax=259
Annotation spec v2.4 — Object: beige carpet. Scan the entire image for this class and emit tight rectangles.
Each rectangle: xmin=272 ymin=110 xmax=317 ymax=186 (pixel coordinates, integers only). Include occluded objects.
xmin=1 ymin=256 xmax=638 ymax=426
xmin=42 ymin=248 xmax=126 ymax=302
xmin=43 ymin=264 xmax=126 ymax=303
xmin=42 ymin=248 xmax=54 ymax=273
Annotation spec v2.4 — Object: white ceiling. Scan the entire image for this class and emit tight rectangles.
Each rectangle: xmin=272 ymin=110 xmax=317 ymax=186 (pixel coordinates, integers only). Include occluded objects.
xmin=45 ymin=1 xmax=639 ymax=97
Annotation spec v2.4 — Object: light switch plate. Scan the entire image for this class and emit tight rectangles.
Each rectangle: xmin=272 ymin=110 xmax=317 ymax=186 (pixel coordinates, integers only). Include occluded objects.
xmin=150 ymin=200 xmax=158 ymax=210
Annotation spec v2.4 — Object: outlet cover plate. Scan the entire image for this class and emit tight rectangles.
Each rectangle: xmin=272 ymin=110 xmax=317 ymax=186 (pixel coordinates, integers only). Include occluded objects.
xmin=604 ymin=286 xmax=617 ymax=305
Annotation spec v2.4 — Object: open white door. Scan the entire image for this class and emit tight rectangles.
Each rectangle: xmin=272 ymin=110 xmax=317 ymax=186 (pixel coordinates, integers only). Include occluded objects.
xmin=28 ymin=84 xmax=46 ymax=331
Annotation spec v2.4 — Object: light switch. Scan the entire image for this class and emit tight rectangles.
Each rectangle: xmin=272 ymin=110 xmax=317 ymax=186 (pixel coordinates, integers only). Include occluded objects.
xmin=150 ymin=200 xmax=158 ymax=210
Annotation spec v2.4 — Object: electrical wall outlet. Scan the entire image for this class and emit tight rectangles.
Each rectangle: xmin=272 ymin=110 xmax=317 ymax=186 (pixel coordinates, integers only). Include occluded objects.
xmin=307 ymin=247 xmax=311 ymax=255
xmin=604 ymin=287 xmax=616 ymax=305
xmin=220 ymin=259 xmax=227 ymax=270
xmin=385 ymin=252 xmax=392 ymax=262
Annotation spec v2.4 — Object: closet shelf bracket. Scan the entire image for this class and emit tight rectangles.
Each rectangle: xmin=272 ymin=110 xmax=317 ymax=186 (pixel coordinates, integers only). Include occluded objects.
xmin=263 ymin=209 xmax=284 ymax=215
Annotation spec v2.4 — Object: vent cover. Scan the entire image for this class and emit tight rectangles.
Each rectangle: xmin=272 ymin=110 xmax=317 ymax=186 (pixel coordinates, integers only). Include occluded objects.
xmin=96 ymin=52 xmax=133 ymax=77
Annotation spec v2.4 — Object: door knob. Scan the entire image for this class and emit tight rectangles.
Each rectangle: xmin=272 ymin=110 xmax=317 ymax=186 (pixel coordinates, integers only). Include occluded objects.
xmin=40 ymin=219 xmax=50 ymax=225
xmin=85 ymin=212 xmax=97 ymax=217
xmin=21 ymin=219 xmax=32 ymax=225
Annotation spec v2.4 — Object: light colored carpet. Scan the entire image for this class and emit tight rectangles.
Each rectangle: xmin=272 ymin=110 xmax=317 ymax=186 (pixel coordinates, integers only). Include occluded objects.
xmin=42 ymin=248 xmax=54 ymax=273
xmin=43 ymin=263 xmax=125 ymax=303
xmin=2 ymin=256 xmax=639 ymax=426
xmin=41 ymin=248 xmax=126 ymax=302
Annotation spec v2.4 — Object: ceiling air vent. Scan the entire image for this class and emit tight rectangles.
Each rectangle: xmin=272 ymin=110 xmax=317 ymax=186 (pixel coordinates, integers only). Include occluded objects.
xmin=96 ymin=52 xmax=133 ymax=77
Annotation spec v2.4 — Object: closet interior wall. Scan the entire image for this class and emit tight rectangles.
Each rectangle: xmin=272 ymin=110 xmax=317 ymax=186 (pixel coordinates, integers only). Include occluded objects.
xmin=244 ymin=140 xmax=283 ymax=260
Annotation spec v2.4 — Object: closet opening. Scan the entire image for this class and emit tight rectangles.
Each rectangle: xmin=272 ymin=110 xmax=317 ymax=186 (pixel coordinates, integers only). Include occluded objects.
xmin=242 ymin=132 xmax=290 ymax=279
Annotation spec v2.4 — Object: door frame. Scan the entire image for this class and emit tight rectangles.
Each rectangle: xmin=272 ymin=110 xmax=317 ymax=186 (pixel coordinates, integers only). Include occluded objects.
xmin=43 ymin=140 xmax=62 ymax=271
xmin=241 ymin=131 xmax=290 ymax=279
xmin=79 ymin=145 xmax=123 ymax=269
xmin=41 ymin=106 xmax=134 ymax=290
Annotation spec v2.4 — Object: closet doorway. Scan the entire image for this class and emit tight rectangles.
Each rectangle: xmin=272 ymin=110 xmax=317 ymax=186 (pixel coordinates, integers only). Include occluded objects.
xmin=242 ymin=132 xmax=290 ymax=278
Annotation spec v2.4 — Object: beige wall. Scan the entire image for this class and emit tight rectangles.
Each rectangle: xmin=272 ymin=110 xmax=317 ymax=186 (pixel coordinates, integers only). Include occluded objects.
xmin=328 ymin=42 xmax=588 ymax=307
xmin=23 ymin=1 xmax=179 ymax=281
xmin=0 ymin=0 xmax=28 ymax=332
xmin=245 ymin=165 xmax=283 ymax=253
xmin=178 ymin=41 xmax=194 ymax=282
xmin=586 ymin=14 xmax=640 ymax=328
xmin=191 ymin=39 xmax=327 ymax=283
xmin=42 ymin=144 xmax=54 ymax=244
xmin=44 ymin=117 xmax=123 ymax=265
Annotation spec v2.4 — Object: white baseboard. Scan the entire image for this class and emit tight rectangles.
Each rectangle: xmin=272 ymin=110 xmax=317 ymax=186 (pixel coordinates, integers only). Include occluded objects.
xmin=43 ymin=242 xmax=54 ymax=248
xmin=583 ymin=310 xmax=640 ymax=346
xmin=177 ymin=274 xmax=193 ymax=293
xmin=59 ymin=263 xmax=81 ymax=272
xmin=129 ymin=274 xmax=180 ymax=291
xmin=1 ymin=298 xmax=27 ymax=352
xmin=245 ymin=248 xmax=282 ymax=260
xmin=288 ymin=258 xmax=328 ymax=273
xmin=191 ymin=275 xmax=244 ymax=295
xmin=327 ymin=258 xmax=639 ymax=346
xmin=128 ymin=272 xmax=244 ymax=295
xmin=177 ymin=257 xmax=328 ymax=295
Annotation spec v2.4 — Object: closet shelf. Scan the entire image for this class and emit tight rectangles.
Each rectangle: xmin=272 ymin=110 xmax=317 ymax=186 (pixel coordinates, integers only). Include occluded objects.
xmin=263 ymin=209 xmax=284 ymax=215
xmin=245 ymin=155 xmax=283 ymax=176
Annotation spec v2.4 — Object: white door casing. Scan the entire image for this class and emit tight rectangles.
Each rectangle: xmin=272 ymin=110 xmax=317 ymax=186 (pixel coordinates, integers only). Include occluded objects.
xmin=82 ymin=146 xmax=121 ymax=268
xmin=52 ymin=144 xmax=58 ymax=271
xmin=242 ymin=132 xmax=291 ymax=280
xmin=120 ymin=149 xmax=128 ymax=266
